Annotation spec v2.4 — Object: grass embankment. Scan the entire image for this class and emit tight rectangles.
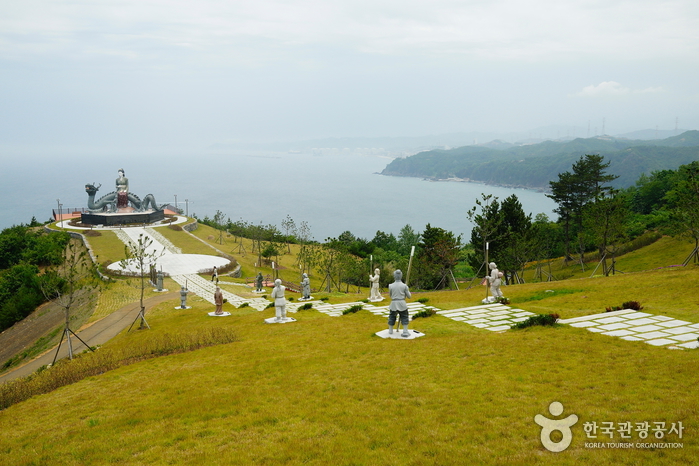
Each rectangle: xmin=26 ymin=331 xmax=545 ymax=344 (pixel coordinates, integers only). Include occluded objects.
xmin=521 ymin=235 xmax=694 ymax=282
xmin=0 ymin=279 xmax=697 ymax=465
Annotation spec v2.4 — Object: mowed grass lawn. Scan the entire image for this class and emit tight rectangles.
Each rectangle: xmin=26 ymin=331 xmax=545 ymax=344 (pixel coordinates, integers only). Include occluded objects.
xmin=1 ymin=273 xmax=698 ymax=465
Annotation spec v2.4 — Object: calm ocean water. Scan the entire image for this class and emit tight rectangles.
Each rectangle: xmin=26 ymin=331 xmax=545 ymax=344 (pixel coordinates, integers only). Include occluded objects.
xmin=2 ymin=152 xmax=557 ymax=240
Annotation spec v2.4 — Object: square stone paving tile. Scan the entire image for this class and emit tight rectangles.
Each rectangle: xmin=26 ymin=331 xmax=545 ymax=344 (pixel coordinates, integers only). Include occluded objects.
xmin=451 ymin=317 xmax=467 ymax=321
xmin=465 ymin=313 xmax=490 ymax=319
xmin=570 ymin=321 xmax=600 ymax=328
xmin=465 ymin=319 xmax=489 ymax=324
xmin=678 ymin=341 xmax=699 ymax=349
xmin=650 ymin=315 xmax=675 ymax=321
xmin=473 ymin=323 xmax=491 ymax=328
xmin=597 ymin=323 xmax=631 ymax=331
xmin=621 ymin=335 xmax=644 ymax=341
xmin=688 ymin=323 xmax=699 ymax=329
xmin=587 ymin=328 xmax=607 ymax=333
xmin=630 ymin=324 xmax=664 ymax=333
xmin=512 ymin=312 xmax=535 ymax=317
xmin=486 ymin=325 xmax=511 ymax=332
xmin=595 ymin=316 xmax=627 ymax=324
xmin=645 ymin=338 xmax=679 ymax=346
xmin=658 ymin=326 xmax=696 ymax=335
xmin=488 ymin=311 xmax=512 ymax=316
xmin=634 ymin=331 xmax=671 ymax=340
xmin=602 ymin=329 xmax=636 ymax=337
xmin=619 ymin=317 xmax=660 ymax=325
xmin=511 ymin=317 xmax=529 ymax=323
xmin=667 ymin=333 xmax=699 ymax=342
xmin=656 ymin=320 xmax=691 ymax=328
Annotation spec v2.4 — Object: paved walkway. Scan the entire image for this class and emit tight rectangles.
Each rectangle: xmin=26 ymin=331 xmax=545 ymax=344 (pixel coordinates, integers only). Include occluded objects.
xmin=559 ymin=310 xmax=699 ymax=349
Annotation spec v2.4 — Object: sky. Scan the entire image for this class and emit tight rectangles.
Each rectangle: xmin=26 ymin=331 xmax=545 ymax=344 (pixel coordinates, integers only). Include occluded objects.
xmin=1 ymin=0 xmax=698 ymax=153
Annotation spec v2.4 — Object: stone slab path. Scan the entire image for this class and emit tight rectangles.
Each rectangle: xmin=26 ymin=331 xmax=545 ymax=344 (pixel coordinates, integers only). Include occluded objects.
xmin=105 ymin=226 xmax=699 ymax=350
xmin=559 ymin=310 xmax=699 ymax=349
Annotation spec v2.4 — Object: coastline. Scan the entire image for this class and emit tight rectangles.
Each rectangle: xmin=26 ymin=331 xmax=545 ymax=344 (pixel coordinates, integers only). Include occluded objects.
xmin=376 ymin=172 xmax=550 ymax=193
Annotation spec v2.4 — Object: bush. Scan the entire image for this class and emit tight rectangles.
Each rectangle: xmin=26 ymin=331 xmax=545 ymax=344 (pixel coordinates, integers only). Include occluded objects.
xmin=511 ymin=313 xmax=560 ymax=329
xmin=417 ymin=297 xmax=429 ymax=304
xmin=606 ymin=301 xmax=643 ymax=312
xmin=265 ymin=302 xmax=275 ymax=309
xmin=168 ymin=224 xmax=183 ymax=231
xmin=412 ymin=309 xmax=436 ymax=320
xmin=320 ymin=297 xmax=329 ymax=302
xmin=621 ymin=301 xmax=643 ymax=311
xmin=342 ymin=304 xmax=363 ymax=315
xmin=239 ymin=302 xmax=250 ymax=308
xmin=298 ymin=303 xmax=313 ymax=310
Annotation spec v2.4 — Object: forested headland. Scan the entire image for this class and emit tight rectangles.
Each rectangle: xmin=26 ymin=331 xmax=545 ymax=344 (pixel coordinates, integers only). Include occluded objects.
xmin=381 ymin=130 xmax=699 ymax=189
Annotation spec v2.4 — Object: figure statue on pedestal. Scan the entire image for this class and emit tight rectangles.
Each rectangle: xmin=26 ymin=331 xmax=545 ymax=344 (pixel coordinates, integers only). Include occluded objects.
xmin=214 ymin=286 xmax=224 ymax=315
xmin=255 ymin=272 xmax=264 ymax=292
xmin=300 ymin=273 xmax=311 ymax=300
xmin=369 ymin=268 xmax=383 ymax=301
xmin=388 ymin=269 xmax=411 ymax=337
xmin=156 ymin=270 xmax=164 ymax=292
xmin=116 ymin=168 xmax=129 ymax=209
xmin=485 ymin=262 xmax=504 ymax=303
xmin=180 ymin=286 xmax=189 ymax=309
xmin=272 ymin=279 xmax=287 ymax=322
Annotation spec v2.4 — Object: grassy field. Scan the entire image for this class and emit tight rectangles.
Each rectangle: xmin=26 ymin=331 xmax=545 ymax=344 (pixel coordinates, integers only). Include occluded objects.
xmin=1 ymin=278 xmax=697 ymax=465
xmin=4 ymin=222 xmax=694 ymax=464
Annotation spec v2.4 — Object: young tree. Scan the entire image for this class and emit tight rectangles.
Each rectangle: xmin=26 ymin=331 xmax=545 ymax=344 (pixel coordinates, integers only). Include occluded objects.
xmin=496 ymin=195 xmax=532 ymax=284
xmin=42 ymin=240 xmax=99 ymax=362
xmin=416 ymin=224 xmax=461 ymax=290
xmin=548 ymin=154 xmax=618 ymax=264
xmin=119 ymin=234 xmax=164 ymax=330
xmin=583 ymin=190 xmax=629 ymax=276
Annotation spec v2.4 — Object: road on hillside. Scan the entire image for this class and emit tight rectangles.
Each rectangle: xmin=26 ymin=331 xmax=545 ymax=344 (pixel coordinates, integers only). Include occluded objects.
xmin=0 ymin=291 xmax=178 ymax=384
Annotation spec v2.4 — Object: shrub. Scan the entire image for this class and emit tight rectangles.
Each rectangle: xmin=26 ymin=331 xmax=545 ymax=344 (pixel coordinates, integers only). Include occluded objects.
xmin=288 ymin=297 xmax=294 ymax=301
xmin=299 ymin=303 xmax=313 ymax=310
xmin=342 ymin=305 xmax=363 ymax=315
xmin=320 ymin=297 xmax=329 ymax=302
xmin=168 ymin=224 xmax=183 ymax=231
xmin=417 ymin=297 xmax=429 ymax=304
xmin=84 ymin=230 xmax=102 ymax=237
xmin=265 ymin=302 xmax=275 ymax=309
xmin=412 ymin=309 xmax=436 ymax=320
xmin=606 ymin=301 xmax=643 ymax=312
xmin=511 ymin=313 xmax=560 ymax=330
xmin=239 ymin=302 xmax=250 ymax=308
xmin=621 ymin=301 xmax=643 ymax=311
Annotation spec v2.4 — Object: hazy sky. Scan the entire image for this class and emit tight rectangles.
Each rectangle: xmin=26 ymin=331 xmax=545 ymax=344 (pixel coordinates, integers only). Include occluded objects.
xmin=1 ymin=0 xmax=698 ymax=152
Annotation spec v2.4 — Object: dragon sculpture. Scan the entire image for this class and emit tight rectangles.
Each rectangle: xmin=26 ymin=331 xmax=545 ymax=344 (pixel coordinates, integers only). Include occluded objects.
xmin=85 ymin=183 xmax=165 ymax=213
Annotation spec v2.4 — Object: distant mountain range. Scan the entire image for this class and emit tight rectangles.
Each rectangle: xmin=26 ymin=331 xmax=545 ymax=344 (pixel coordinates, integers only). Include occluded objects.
xmin=380 ymin=131 xmax=699 ymax=190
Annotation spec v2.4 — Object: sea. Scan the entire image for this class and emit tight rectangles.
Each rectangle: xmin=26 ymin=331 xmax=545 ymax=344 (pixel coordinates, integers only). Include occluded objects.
xmin=2 ymin=151 xmax=557 ymax=241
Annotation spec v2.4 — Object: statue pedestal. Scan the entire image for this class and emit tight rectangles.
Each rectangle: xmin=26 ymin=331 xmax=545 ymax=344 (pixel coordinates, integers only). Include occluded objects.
xmin=298 ymin=296 xmax=314 ymax=301
xmin=264 ymin=317 xmax=297 ymax=324
xmin=208 ymin=311 xmax=231 ymax=317
xmin=81 ymin=210 xmax=165 ymax=226
xmin=375 ymin=329 xmax=425 ymax=339
xmin=368 ymin=297 xmax=385 ymax=303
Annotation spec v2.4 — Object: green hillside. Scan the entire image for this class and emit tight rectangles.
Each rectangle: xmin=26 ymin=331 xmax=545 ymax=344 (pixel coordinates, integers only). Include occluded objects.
xmin=382 ymin=131 xmax=699 ymax=189
xmin=1 ymin=226 xmax=698 ymax=465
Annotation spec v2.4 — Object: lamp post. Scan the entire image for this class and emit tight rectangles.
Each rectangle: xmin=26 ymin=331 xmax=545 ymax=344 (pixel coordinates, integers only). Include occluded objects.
xmin=174 ymin=194 xmax=178 ymax=213
xmin=56 ymin=199 xmax=63 ymax=228
xmin=185 ymin=199 xmax=189 ymax=217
